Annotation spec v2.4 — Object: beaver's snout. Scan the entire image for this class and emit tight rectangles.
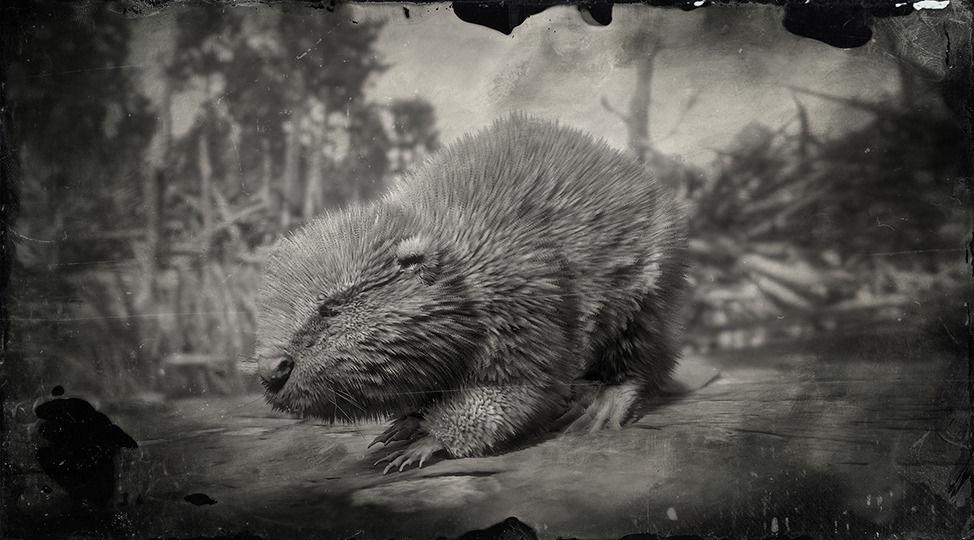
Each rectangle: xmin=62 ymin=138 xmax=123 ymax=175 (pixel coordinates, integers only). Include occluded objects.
xmin=258 ymin=355 xmax=294 ymax=391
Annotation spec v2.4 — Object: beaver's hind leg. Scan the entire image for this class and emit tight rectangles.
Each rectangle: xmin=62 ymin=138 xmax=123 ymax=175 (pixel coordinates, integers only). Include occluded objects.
xmin=565 ymin=382 xmax=641 ymax=433
xmin=568 ymin=288 xmax=681 ymax=433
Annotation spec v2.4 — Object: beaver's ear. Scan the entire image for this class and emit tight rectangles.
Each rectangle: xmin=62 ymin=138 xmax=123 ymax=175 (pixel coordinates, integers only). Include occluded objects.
xmin=395 ymin=234 xmax=442 ymax=285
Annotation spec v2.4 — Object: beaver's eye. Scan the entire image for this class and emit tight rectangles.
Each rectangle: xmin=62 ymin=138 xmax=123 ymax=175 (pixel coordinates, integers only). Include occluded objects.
xmin=397 ymin=253 xmax=425 ymax=269
xmin=318 ymin=304 xmax=338 ymax=318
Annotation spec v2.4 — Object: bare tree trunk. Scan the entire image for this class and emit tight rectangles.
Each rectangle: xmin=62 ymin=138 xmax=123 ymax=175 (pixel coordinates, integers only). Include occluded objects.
xmin=137 ymin=74 xmax=171 ymax=309
xmin=198 ymin=127 xmax=213 ymax=236
xmin=351 ymin=175 xmax=363 ymax=204
xmin=281 ymin=118 xmax=300 ymax=230
xmin=303 ymin=126 xmax=323 ymax=220
xmin=627 ymin=35 xmax=662 ymax=165
xmin=198 ymin=76 xmax=216 ymax=241
xmin=137 ymin=172 xmax=160 ymax=303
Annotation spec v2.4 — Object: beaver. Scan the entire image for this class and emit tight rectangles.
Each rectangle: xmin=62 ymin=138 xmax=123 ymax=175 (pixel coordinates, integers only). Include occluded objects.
xmin=250 ymin=114 xmax=687 ymax=472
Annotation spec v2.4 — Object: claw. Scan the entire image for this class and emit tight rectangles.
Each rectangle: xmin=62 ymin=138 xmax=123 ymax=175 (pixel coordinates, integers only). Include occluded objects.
xmin=382 ymin=454 xmax=407 ymax=475
xmin=371 ymin=413 xmax=424 ymax=450
xmin=374 ymin=435 xmax=444 ymax=474
xmin=373 ymin=452 xmax=398 ymax=466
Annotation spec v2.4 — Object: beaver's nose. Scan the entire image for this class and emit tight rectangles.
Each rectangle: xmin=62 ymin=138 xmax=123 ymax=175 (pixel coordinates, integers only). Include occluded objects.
xmin=257 ymin=356 xmax=293 ymax=390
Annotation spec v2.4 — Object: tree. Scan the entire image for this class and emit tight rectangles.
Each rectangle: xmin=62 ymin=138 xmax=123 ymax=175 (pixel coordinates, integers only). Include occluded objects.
xmin=388 ymin=98 xmax=441 ymax=175
xmin=166 ymin=6 xmax=390 ymax=231
xmin=4 ymin=0 xmax=157 ymax=397
xmin=6 ymin=1 xmax=156 ymax=264
xmin=602 ymin=7 xmax=969 ymax=341
xmin=147 ymin=5 xmax=444 ymax=374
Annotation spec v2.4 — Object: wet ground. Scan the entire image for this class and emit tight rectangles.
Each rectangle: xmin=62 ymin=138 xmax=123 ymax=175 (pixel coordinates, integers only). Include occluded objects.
xmin=6 ymin=326 xmax=971 ymax=539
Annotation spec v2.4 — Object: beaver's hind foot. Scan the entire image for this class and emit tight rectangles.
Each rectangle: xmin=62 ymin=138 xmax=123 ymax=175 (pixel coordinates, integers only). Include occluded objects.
xmin=565 ymin=382 xmax=641 ymax=434
xmin=374 ymin=436 xmax=445 ymax=474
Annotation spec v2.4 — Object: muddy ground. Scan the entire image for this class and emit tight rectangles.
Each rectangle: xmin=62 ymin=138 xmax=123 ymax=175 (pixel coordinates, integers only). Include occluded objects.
xmin=6 ymin=327 xmax=971 ymax=539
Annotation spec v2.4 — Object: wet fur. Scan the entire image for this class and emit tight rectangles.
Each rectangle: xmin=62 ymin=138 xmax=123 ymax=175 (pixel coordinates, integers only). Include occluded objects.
xmin=250 ymin=114 xmax=687 ymax=457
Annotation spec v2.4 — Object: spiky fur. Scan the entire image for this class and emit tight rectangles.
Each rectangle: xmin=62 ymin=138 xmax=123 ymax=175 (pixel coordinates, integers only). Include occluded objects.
xmin=250 ymin=114 xmax=688 ymax=458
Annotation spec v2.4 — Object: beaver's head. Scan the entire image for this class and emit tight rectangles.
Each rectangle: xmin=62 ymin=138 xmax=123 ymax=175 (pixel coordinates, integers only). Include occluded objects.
xmin=251 ymin=203 xmax=483 ymax=421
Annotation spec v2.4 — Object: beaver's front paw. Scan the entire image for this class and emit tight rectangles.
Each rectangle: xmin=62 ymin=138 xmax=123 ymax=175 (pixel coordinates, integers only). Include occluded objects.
xmin=373 ymin=436 xmax=444 ymax=474
xmin=368 ymin=412 xmax=425 ymax=449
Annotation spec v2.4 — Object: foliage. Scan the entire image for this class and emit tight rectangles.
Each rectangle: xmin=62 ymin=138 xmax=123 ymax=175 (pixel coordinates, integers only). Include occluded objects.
xmin=684 ymin=93 xmax=967 ymax=332
xmin=163 ymin=6 xmax=439 ymax=243
xmin=5 ymin=2 xmax=158 ymax=397
xmin=144 ymin=6 xmax=442 ymax=400
xmin=7 ymin=4 xmax=442 ymax=400
xmin=6 ymin=2 xmax=156 ymax=261
xmin=388 ymin=99 xmax=441 ymax=175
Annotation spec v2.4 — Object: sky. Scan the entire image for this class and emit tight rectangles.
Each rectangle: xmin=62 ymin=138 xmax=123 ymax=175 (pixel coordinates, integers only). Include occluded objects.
xmin=127 ymin=3 xmax=939 ymax=171
xmin=358 ymin=4 xmax=905 ymax=170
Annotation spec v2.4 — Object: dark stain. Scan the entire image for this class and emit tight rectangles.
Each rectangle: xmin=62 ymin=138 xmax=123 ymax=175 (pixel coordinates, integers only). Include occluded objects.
xmin=443 ymin=516 xmax=537 ymax=540
xmin=449 ymin=0 xmax=924 ymax=51
xmin=33 ymin=395 xmax=138 ymax=508
xmin=579 ymin=3 xmax=612 ymax=26
xmin=184 ymin=492 xmax=218 ymax=505
xmin=403 ymin=6 xmax=410 ymax=19
xmin=869 ymin=1 xmax=916 ymax=18
xmin=780 ymin=0 xmax=927 ymax=49
xmin=782 ymin=4 xmax=872 ymax=49
xmin=451 ymin=2 xmax=553 ymax=36
xmin=319 ymin=0 xmax=336 ymax=13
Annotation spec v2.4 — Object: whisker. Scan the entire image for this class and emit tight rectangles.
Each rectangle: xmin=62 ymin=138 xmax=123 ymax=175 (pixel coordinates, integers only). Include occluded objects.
xmin=332 ymin=388 xmax=368 ymax=414
xmin=331 ymin=396 xmax=367 ymax=440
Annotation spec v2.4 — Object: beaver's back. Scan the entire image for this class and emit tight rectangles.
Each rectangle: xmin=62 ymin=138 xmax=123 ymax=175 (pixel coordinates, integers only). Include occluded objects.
xmin=382 ymin=115 xmax=688 ymax=376
xmin=389 ymin=115 xmax=685 ymax=319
